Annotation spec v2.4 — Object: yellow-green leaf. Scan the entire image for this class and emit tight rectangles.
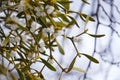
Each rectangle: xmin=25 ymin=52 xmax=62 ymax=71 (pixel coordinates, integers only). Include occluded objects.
xmin=56 ymin=41 xmax=65 ymax=55
xmin=66 ymin=57 xmax=76 ymax=73
xmin=82 ymin=54 xmax=99 ymax=63
xmin=72 ymin=67 xmax=86 ymax=73
xmin=41 ymin=58 xmax=56 ymax=71
xmin=67 ymin=16 xmax=80 ymax=28
xmin=55 ymin=12 xmax=70 ymax=22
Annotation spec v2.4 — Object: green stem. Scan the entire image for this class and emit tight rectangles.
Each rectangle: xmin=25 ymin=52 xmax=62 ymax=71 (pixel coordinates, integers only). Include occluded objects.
xmin=53 ymin=56 xmax=64 ymax=70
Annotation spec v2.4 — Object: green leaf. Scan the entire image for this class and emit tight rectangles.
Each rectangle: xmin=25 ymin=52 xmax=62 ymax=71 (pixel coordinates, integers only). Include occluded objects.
xmin=56 ymin=41 xmax=65 ymax=55
xmin=41 ymin=58 xmax=56 ymax=71
xmin=57 ymin=13 xmax=70 ymax=22
xmin=57 ymin=0 xmax=73 ymax=10
xmin=72 ymin=67 xmax=86 ymax=73
xmin=66 ymin=20 xmax=74 ymax=28
xmin=67 ymin=16 xmax=80 ymax=28
xmin=82 ymin=54 xmax=99 ymax=63
xmin=81 ymin=0 xmax=90 ymax=4
xmin=55 ymin=22 xmax=67 ymax=30
xmin=87 ymin=33 xmax=105 ymax=38
xmin=59 ymin=13 xmax=70 ymax=22
xmin=66 ymin=57 xmax=76 ymax=73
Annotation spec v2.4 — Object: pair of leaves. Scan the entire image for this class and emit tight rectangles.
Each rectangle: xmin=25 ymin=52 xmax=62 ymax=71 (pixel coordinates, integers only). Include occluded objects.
xmin=64 ymin=52 xmax=99 ymax=73
xmin=41 ymin=58 xmax=56 ymax=71
xmin=79 ymin=12 xmax=95 ymax=22
xmin=65 ymin=56 xmax=86 ymax=73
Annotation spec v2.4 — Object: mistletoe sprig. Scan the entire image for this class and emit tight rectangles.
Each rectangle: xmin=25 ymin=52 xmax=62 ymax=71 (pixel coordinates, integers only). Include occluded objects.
xmin=0 ymin=0 xmax=104 ymax=80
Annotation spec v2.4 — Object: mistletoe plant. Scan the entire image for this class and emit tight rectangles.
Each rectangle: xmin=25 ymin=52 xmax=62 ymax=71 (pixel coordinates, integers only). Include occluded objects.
xmin=0 ymin=0 xmax=104 ymax=80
